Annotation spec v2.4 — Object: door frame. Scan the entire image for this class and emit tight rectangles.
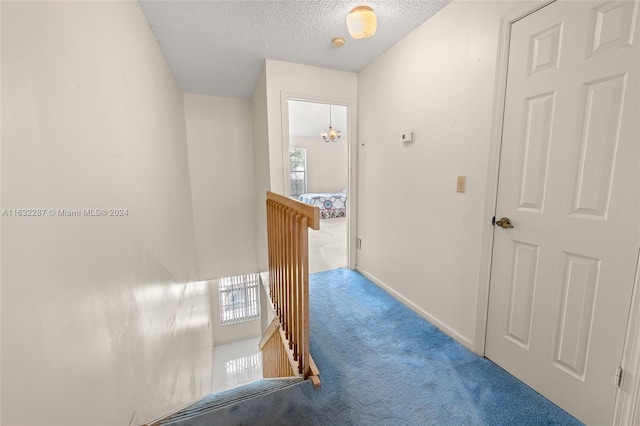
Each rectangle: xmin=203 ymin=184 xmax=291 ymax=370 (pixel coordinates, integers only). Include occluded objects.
xmin=280 ymin=92 xmax=357 ymax=270
xmin=613 ymin=250 xmax=640 ymax=424
xmin=475 ymin=1 xmax=640 ymax=423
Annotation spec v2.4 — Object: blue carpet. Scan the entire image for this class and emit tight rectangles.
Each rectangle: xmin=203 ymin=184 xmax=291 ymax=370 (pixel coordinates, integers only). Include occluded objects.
xmin=304 ymin=268 xmax=582 ymax=426
xmin=163 ymin=268 xmax=583 ymax=425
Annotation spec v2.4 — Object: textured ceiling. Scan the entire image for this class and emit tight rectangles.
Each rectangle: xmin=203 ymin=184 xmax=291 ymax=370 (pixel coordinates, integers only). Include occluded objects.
xmin=139 ymin=0 xmax=451 ymax=99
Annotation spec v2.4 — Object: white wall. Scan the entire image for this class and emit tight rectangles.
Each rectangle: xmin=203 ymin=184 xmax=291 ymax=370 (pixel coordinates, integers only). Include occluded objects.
xmin=264 ymin=60 xmax=358 ymax=196
xmin=1 ymin=2 xmax=212 ymax=425
xmin=251 ymin=64 xmax=270 ymax=272
xmin=184 ymin=94 xmax=258 ymax=280
xmin=290 ymin=136 xmax=348 ymax=194
xmin=253 ymin=61 xmax=357 ymax=271
xmin=356 ymin=0 xmax=518 ymax=350
xmin=258 ymin=60 xmax=358 ymax=270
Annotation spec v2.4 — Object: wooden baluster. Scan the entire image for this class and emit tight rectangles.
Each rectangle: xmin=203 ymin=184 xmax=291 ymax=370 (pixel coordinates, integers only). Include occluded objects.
xmin=273 ymin=205 xmax=278 ymax=312
xmin=283 ymin=207 xmax=290 ymax=342
xmin=289 ymin=212 xmax=295 ymax=354
xmin=292 ymin=213 xmax=301 ymax=361
xmin=276 ymin=206 xmax=284 ymax=321
xmin=300 ymin=216 xmax=309 ymax=376
xmin=267 ymin=200 xmax=274 ymax=302
xmin=298 ymin=213 xmax=305 ymax=364
xmin=271 ymin=201 xmax=277 ymax=306
xmin=279 ymin=205 xmax=286 ymax=324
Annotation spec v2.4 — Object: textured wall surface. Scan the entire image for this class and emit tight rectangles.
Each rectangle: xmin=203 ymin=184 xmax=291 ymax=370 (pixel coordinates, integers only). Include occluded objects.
xmin=1 ymin=2 xmax=212 ymax=424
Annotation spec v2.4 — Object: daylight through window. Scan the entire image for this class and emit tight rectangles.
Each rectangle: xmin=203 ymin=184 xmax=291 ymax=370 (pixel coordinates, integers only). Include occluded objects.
xmin=219 ymin=273 xmax=260 ymax=326
xmin=289 ymin=147 xmax=307 ymax=198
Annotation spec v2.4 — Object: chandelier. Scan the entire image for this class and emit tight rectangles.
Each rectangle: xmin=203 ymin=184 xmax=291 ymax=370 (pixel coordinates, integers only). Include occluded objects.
xmin=321 ymin=105 xmax=341 ymax=143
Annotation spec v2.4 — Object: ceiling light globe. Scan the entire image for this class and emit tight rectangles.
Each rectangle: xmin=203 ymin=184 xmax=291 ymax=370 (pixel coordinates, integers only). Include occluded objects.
xmin=347 ymin=6 xmax=377 ymax=39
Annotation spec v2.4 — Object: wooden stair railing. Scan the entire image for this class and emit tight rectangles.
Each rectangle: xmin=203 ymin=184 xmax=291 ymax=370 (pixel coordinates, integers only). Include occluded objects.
xmin=259 ymin=191 xmax=321 ymax=387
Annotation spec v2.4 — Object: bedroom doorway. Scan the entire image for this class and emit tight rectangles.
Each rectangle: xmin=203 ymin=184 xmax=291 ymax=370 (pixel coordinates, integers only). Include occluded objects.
xmin=286 ymin=99 xmax=349 ymax=273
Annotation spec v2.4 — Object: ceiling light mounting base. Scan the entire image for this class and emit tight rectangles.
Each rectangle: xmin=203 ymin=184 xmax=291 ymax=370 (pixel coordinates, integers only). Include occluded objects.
xmin=332 ymin=37 xmax=346 ymax=47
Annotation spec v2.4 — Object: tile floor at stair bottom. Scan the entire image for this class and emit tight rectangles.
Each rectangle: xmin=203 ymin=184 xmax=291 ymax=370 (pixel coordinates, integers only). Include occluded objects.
xmin=211 ymin=336 xmax=263 ymax=393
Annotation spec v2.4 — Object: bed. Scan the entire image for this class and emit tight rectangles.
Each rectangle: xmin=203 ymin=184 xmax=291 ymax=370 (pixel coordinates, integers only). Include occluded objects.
xmin=298 ymin=191 xmax=347 ymax=219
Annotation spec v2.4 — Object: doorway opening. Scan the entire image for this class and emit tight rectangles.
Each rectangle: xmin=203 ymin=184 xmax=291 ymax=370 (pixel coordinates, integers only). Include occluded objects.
xmin=287 ymin=100 xmax=348 ymax=273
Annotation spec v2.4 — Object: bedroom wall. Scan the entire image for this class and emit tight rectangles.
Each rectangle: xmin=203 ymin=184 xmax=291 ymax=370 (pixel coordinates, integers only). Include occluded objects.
xmin=356 ymin=0 xmax=519 ymax=350
xmin=184 ymin=93 xmax=258 ymax=280
xmin=290 ymin=136 xmax=348 ymax=194
xmin=1 ymin=2 xmax=212 ymax=425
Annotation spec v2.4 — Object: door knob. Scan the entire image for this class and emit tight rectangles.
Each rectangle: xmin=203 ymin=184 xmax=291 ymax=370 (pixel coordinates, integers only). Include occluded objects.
xmin=495 ymin=217 xmax=513 ymax=229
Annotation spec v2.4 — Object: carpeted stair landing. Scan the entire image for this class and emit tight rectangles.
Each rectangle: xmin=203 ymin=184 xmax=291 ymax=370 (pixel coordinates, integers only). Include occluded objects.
xmin=158 ymin=378 xmax=311 ymax=425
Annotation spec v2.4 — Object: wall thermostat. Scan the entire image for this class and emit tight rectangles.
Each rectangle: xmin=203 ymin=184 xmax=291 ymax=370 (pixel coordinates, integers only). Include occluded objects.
xmin=402 ymin=131 xmax=414 ymax=144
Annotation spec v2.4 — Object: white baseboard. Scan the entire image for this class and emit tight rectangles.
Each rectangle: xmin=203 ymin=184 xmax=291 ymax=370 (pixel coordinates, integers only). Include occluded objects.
xmin=214 ymin=332 xmax=262 ymax=347
xmin=356 ymin=266 xmax=475 ymax=352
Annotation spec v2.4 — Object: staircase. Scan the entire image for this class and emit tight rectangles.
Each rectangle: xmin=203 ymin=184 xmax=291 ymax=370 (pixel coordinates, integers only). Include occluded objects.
xmin=154 ymin=378 xmax=314 ymax=426
xmin=148 ymin=192 xmax=321 ymax=426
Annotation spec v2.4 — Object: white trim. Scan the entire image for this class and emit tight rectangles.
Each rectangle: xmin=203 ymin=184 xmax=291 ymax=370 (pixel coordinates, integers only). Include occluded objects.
xmin=613 ymin=249 xmax=640 ymax=425
xmin=280 ymin=93 xmax=293 ymax=198
xmin=347 ymin=98 xmax=357 ymax=270
xmin=212 ymin=333 xmax=262 ymax=347
xmin=357 ymin=266 xmax=475 ymax=351
xmin=474 ymin=0 xmax=556 ymax=356
xmin=280 ymin=92 xmax=357 ymax=270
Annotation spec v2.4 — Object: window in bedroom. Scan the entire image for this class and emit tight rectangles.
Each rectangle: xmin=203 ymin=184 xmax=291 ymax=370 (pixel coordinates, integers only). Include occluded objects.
xmin=289 ymin=147 xmax=307 ymax=198
xmin=218 ymin=273 xmax=260 ymax=326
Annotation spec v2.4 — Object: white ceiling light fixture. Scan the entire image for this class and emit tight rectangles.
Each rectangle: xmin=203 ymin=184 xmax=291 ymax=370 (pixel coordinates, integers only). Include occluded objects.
xmin=321 ymin=105 xmax=342 ymax=143
xmin=347 ymin=5 xmax=377 ymax=39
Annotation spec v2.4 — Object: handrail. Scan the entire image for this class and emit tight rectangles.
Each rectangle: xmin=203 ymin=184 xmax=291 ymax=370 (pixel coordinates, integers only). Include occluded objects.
xmin=263 ymin=191 xmax=320 ymax=384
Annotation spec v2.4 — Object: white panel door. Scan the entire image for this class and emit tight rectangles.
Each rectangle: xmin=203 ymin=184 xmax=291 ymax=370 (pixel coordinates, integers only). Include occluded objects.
xmin=485 ymin=1 xmax=640 ymax=424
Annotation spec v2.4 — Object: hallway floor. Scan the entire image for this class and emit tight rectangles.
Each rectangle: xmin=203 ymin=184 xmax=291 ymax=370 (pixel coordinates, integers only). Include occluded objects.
xmin=165 ymin=269 xmax=582 ymax=425
xmin=309 ymin=217 xmax=347 ymax=273
xmin=211 ymin=336 xmax=262 ymax=393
